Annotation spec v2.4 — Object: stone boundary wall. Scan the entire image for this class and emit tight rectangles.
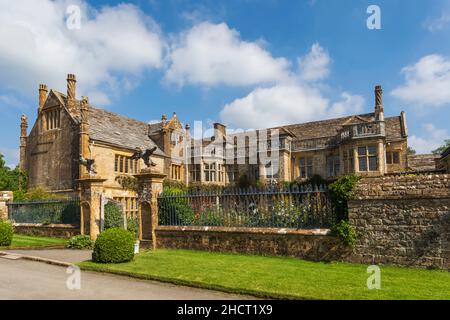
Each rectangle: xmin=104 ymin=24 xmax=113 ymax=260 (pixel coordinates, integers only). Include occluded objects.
xmin=348 ymin=174 xmax=450 ymax=269
xmin=155 ymin=226 xmax=350 ymax=261
xmin=13 ymin=223 xmax=79 ymax=238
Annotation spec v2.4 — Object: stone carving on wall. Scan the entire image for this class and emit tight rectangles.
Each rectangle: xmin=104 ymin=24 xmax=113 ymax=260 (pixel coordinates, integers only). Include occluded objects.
xmin=79 ymin=155 xmax=97 ymax=175
xmin=131 ymin=146 xmax=157 ymax=168
xmin=138 ymin=181 xmax=152 ymax=204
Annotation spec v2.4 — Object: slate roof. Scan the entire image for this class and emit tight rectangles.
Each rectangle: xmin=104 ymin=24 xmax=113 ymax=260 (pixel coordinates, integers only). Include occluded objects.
xmin=277 ymin=113 xmax=375 ymax=140
xmin=273 ymin=113 xmax=405 ymax=142
xmin=88 ymin=107 xmax=165 ymax=156
xmin=53 ymin=91 xmax=165 ymax=156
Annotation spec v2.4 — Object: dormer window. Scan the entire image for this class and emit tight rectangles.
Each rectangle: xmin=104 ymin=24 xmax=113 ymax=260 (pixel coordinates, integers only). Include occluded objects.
xmin=45 ymin=109 xmax=60 ymax=130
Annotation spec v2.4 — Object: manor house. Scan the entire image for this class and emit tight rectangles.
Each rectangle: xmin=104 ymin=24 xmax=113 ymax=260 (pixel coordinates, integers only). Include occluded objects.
xmin=20 ymin=74 xmax=410 ymax=212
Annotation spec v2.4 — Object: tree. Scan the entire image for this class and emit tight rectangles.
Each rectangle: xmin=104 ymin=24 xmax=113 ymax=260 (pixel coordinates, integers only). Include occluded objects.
xmin=431 ymin=139 xmax=450 ymax=155
xmin=407 ymin=146 xmax=416 ymax=155
xmin=0 ymin=154 xmax=24 ymax=191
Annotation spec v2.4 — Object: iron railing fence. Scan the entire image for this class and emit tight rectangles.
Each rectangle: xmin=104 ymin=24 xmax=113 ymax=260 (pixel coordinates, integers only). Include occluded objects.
xmin=158 ymin=185 xmax=336 ymax=229
xmin=7 ymin=198 xmax=81 ymax=225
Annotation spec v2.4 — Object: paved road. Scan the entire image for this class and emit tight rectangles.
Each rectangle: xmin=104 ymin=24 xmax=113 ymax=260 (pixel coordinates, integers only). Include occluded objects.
xmin=6 ymin=249 xmax=92 ymax=264
xmin=0 ymin=258 xmax=248 ymax=300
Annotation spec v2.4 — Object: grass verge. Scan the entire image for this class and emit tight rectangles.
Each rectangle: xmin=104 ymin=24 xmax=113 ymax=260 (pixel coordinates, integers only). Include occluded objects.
xmin=1 ymin=234 xmax=67 ymax=249
xmin=78 ymin=249 xmax=450 ymax=300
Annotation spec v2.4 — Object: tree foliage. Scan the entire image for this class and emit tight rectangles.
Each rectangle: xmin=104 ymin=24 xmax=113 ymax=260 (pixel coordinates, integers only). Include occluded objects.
xmin=0 ymin=154 xmax=25 ymax=192
xmin=431 ymin=139 xmax=450 ymax=155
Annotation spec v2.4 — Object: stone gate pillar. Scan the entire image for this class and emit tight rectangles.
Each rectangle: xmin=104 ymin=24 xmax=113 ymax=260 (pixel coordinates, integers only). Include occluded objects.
xmin=78 ymin=177 xmax=106 ymax=240
xmin=134 ymin=168 xmax=166 ymax=249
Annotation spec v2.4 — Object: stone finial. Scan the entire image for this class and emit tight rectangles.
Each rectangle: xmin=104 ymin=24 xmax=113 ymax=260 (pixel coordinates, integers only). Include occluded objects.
xmin=161 ymin=114 xmax=167 ymax=125
xmin=80 ymin=96 xmax=89 ymax=123
xmin=20 ymin=113 xmax=28 ymax=135
xmin=21 ymin=113 xmax=28 ymax=125
xmin=185 ymin=123 xmax=190 ymax=130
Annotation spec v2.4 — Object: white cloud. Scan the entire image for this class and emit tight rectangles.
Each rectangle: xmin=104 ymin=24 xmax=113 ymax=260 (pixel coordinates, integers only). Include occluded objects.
xmin=0 ymin=0 xmax=163 ymax=106
xmin=409 ymin=123 xmax=449 ymax=154
xmin=391 ymin=54 xmax=450 ymax=107
xmin=165 ymin=22 xmax=290 ymax=86
xmin=298 ymin=43 xmax=330 ymax=81
xmin=425 ymin=12 xmax=450 ymax=31
xmin=219 ymin=43 xmax=363 ymax=129
xmin=329 ymin=92 xmax=364 ymax=116
xmin=220 ymin=84 xmax=364 ymax=129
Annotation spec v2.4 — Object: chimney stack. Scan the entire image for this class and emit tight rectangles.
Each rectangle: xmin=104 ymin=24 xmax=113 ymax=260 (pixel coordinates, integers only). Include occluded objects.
xmin=67 ymin=74 xmax=77 ymax=113
xmin=213 ymin=123 xmax=226 ymax=138
xmin=374 ymin=85 xmax=384 ymax=121
xmin=38 ymin=84 xmax=48 ymax=114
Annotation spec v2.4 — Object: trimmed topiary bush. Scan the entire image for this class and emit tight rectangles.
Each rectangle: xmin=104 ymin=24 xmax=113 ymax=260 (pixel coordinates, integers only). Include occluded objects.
xmin=0 ymin=220 xmax=13 ymax=247
xmin=66 ymin=235 xmax=94 ymax=249
xmin=92 ymin=228 xmax=134 ymax=263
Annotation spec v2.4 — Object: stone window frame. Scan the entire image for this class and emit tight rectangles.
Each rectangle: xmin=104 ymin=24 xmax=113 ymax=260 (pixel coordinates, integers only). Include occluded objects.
xmin=326 ymin=155 xmax=340 ymax=177
xmin=113 ymin=196 xmax=138 ymax=218
xmin=45 ymin=108 xmax=61 ymax=131
xmin=204 ymin=162 xmax=217 ymax=182
xmin=386 ymin=150 xmax=400 ymax=164
xmin=357 ymin=145 xmax=378 ymax=172
xmin=114 ymin=154 xmax=139 ymax=174
xmin=171 ymin=164 xmax=182 ymax=180
xmin=189 ymin=164 xmax=201 ymax=182
xmin=217 ymin=163 xmax=225 ymax=182
xmin=299 ymin=157 xmax=313 ymax=178
xmin=343 ymin=148 xmax=354 ymax=174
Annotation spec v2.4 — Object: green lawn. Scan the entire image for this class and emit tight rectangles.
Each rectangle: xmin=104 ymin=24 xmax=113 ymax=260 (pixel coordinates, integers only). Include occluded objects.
xmin=79 ymin=249 xmax=450 ymax=300
xmin=1 ymin=234 xmax=67 ymax=249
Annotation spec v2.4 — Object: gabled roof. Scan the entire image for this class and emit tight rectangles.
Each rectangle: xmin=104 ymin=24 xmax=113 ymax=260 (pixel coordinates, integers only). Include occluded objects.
xmin=52 ymin=91 xmax=165 ymax=156
xmin=278 ymin=113 xmax=375 ymax=140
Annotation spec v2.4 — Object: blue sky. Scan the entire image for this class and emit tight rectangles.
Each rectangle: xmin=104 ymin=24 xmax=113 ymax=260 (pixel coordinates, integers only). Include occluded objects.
xmin=0 ymin=0 xmax=449 ymax=167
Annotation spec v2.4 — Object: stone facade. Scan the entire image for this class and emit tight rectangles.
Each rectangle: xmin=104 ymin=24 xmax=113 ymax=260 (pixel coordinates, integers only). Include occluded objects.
xmin=20 ymin=76 xmax=411 ymax=199
xmin=348 ymin=174 xmax=450 ymax=269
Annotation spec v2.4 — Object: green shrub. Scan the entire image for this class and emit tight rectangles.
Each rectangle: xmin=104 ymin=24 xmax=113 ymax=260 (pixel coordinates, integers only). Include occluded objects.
xmin=328 ymin=175 xmax=360 ymax=220
xmin=66 ymin=235 xmax=94 ymax=249
xmin=195 ymin=208 xmax=225 ymax=226
xmin=158 ymin=199 xmax=195 ymax=225
xmin=16 ymin=187 xmax=68 ymax=201
xmin=92 ymin=228 xmax=135 ymax=263
xmin=331 ymin=220 xmax=357 ymax=247
xmin=104 ymin=202 xmax=123 ymax=230
xmin=0 ymin=220 xmax=13 ymax=247
xmin=126 ymin=216 xmax=139 ymax=239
